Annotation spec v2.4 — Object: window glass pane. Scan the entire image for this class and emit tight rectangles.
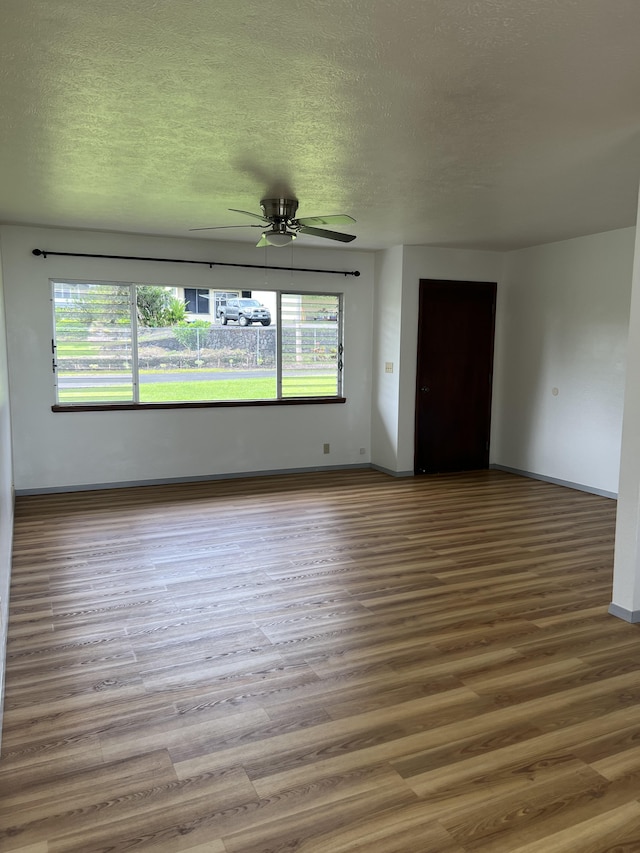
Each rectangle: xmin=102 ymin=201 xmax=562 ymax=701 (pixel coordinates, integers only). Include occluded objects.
xmin=184 ymin=288 xmax=211 ymax=315
xmin=53 ymin=282 xmax=134 ymax=404
xmin=196 ymin=289 xmax=210 ymax=313
xmin=280 ymin=294 xmax=341 ymax=398
xmin=137 ymin=287 xmax=277 ymax=403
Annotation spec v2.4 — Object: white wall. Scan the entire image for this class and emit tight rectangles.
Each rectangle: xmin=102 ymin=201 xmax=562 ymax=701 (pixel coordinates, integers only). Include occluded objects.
xmin=611 ymin=199 xmax=640 ymax=617
xmin=0 ymin=232 xmax=14 ymax=745
xmin=493 ymin=228 xmax=635 ymax=495
xmin=371 ymin=246 xmax=404 ymax=472
xmin=1 ymin=225 xmax=375 ymax=492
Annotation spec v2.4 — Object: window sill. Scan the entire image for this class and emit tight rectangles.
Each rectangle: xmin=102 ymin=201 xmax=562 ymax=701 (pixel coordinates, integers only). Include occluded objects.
xmin=52 ymin=397 xmax=347 ymax=413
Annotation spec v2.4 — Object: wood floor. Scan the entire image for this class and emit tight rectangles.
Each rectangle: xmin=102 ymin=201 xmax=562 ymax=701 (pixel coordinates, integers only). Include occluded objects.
xmin=1 ymin=467 xmax=638 ymax=852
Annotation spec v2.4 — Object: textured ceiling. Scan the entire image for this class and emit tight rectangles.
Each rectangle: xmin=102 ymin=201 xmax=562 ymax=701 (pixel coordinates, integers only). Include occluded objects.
xmin=0 ymin=0 xmax=639 ymax=251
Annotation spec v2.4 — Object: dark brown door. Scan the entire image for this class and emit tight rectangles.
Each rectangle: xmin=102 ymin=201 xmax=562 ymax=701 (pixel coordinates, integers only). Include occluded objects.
xmin=415 ymin=279 xmax=496 ymax=474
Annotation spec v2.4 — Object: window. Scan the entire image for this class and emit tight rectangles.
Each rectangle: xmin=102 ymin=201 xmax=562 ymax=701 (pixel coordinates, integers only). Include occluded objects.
xmin=51 ymin=282 xmax=343 ymax=407
xmin=184 ymin=288 xmax=211 ymax=314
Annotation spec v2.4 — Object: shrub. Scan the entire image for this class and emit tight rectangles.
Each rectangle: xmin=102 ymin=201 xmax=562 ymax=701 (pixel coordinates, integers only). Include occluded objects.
xmin=173 ymin=320 xmax=212 ymax=350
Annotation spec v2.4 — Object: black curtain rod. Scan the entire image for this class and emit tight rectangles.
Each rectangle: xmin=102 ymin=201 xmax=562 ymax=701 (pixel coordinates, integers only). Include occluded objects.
xmin=32 ymin=249 xmax=360 ymax=277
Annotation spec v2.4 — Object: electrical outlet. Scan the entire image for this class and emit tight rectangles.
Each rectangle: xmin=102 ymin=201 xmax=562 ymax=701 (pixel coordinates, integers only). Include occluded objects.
xmin=359 ymin=447 xmax=366 ymax=455
xmin=323 ymin=443 xmax=330 ymax=454
xmin=385 ymin=362 xmax=394 ymax=373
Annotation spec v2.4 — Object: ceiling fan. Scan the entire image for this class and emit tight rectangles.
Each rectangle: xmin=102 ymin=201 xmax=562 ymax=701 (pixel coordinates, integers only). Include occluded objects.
xmin=190 ymin=198 xmax=356 ymax=247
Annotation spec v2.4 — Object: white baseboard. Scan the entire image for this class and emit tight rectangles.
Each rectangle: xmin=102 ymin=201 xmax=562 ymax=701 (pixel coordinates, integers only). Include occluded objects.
xmin=490 ymin=464 xmax=617 ymax=500
xmin=608 ymin=603 xmax=640 ymax=623
xmin=14 ymin=463 xmax=373 ymax=496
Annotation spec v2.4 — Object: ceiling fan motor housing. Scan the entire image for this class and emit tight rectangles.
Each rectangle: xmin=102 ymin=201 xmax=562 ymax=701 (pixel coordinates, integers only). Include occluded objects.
xmin=260 ymin=198 xmax=299 ymax=223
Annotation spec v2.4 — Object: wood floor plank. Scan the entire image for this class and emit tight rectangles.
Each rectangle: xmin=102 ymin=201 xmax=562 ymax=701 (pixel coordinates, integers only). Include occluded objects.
xmin=508 ymin=801 xmax=640 ymax=853
xmin=301 ymin=800 xmax=468 ymax=852
xmin=42 ymin=766 xmax=256 ymax=853
xmin=3 ymin=468 xmax=637 ymax=852
xmin=221 ymin=775 xmax=417 ymax=853
xmin=438 ymin=765 xmax=614 ymax=852
xmin=0 ymin=749 xmax=176 ymax=823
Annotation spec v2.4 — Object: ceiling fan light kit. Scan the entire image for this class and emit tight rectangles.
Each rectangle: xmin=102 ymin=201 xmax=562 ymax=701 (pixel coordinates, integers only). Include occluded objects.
xmin=190 ymin=197 xmax=356 ymax=247
xmin=264 ymin=230 xmax=296 ymax=247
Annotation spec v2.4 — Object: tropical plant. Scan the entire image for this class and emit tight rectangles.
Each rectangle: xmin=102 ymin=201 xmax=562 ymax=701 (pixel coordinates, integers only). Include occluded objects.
xmin=136 ymin=286 xmax=186 ymax=327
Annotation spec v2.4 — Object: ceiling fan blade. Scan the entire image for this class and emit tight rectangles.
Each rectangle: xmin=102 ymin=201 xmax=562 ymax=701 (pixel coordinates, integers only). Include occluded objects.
xmin=188 ymin=224 xmax=264 ymax=232
xmin=228 ymin=208 xmax=270 ymax=222
xmin=256 ymin=234 xmax=269 ymax=248
xmin=296 ymin=214 xmax=356 ymax=227
xmin=298 ymin=226 xmax=356 ymax=243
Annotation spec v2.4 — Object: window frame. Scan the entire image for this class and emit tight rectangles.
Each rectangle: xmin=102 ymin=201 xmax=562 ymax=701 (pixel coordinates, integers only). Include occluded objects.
xmin=50 ymin=279 xmax=346 ymax=412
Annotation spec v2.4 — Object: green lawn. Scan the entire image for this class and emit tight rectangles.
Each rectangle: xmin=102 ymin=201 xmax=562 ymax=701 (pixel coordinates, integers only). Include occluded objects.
xmin=139 ymin=378 xmax=278 ymax=402
xmin=57 ymin=374 xmax=338 ymax=404
xmin=140 ymin=376 xmax=337 ymax=401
